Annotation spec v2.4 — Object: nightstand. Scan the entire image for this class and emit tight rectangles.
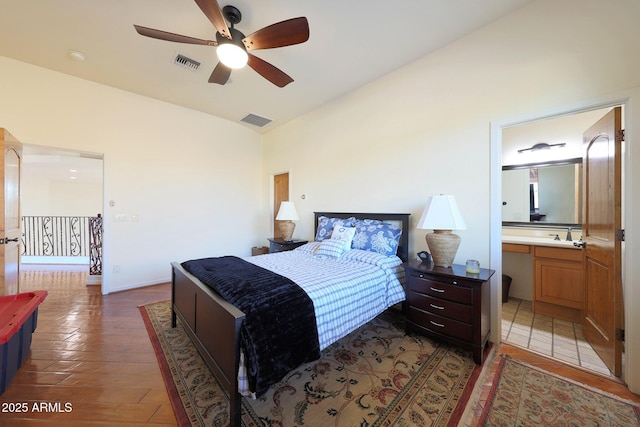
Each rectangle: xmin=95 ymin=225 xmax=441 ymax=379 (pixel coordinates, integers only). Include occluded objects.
xmin=267 ymin=238 xmax=308 ymax=253
xmin=402 ymin=259 xmax=495 ymax=364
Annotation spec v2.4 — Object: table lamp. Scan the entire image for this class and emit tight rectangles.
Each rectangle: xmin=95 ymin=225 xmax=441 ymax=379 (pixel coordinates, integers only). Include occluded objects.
xmin=275 ymin=201 xmax=299 ymax=241
xmin=416 ymin=195 xmax=467 ymax=267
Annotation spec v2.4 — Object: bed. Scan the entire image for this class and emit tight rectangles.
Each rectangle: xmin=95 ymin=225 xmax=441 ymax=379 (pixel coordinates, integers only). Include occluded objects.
xmin=170 ymin=212 xmax=410 ymax=427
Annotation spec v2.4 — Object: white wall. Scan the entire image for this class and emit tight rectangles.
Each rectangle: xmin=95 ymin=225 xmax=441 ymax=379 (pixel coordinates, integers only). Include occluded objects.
xmin=0 ymin=56 xmax=264 ymax=293
xmin=502 ymin=108 xmax=610 ymax=166
xmin=262 ymin=0 xmax=640 ymax=392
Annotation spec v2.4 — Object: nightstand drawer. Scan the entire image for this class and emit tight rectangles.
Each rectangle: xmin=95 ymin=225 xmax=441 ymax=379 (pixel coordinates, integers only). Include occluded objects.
xmin=268 ymin=238 xmax=308 ymax=253
xmin=408 ymin=306 xmax=473 ymax=342
xmin=269 ymin=241 xmax=288 ymax=252
xmin=407 ymin=291 xmax=473 ymax=323
xmin=406 ymin=274 xmax=472 ymax=305
xmin=402 ymin=260 xmax=495 ymax=365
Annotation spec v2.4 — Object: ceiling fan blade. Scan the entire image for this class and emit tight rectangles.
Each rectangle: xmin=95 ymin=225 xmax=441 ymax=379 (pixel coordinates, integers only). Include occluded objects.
xmin=242 ymin=17 xmax=309 ymax=50
xmin=208 ymin=62 xmax=232 ymax=85
xmin=134 ymin=25 xmax=217 ymax=46
xmin=194 ymin=0 xmax=231 ymax=39
xmin=247 ymin=54 xmax=293 ymax=88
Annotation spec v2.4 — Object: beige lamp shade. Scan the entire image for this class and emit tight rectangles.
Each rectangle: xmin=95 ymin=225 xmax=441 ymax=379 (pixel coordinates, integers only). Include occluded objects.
xmin=276 ymin=201 xmax=299 ymax=241
xmin=416 ymin=195 xmax=467 ymax=267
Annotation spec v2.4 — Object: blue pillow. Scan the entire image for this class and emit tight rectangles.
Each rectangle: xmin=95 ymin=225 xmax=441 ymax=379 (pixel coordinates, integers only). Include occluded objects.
xmin=315 ymin=216 xmax=356 ymax=241
xmin=352 ymin=219 xmax=402 ymax=257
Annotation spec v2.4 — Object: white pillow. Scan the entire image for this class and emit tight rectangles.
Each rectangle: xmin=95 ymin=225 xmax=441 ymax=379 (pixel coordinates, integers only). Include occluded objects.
xmin=331 ymin=224 xmax=356 ymax=251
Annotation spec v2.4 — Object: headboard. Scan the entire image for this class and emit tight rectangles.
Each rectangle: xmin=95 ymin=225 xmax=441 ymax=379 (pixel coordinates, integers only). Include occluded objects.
xmin=313 ymin=212 xmax=411 ymax=262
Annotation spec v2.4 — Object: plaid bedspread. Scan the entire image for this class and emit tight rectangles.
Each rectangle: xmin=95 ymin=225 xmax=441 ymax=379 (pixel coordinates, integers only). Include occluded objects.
xmin=181 ymin=256 xmax=320 ymax=397
xmin=239 ymin=243 xmax=406 ymax=395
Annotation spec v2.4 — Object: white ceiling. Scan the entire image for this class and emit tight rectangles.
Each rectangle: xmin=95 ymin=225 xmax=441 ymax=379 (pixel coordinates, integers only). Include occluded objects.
xmin=21 ymin=146 xmax=103 ymax=184
xmin=0 ymin=0 xmax=533 ymax=133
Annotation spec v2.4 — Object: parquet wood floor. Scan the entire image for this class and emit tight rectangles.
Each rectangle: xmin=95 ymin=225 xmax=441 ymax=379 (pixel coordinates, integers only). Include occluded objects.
xmin=1 ymin=266 xmax=176 ymax=426
xmin=2 ymin=265 xmax=638 ymax=426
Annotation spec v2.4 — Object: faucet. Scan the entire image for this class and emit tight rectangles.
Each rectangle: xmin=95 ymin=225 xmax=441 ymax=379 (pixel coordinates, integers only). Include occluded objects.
xmin=566 ymin=227 xmax=573 ymax=241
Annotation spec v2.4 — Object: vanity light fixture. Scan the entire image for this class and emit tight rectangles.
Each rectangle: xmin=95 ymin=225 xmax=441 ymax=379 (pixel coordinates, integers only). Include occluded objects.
xmin=517 ymin=142 xmax=566 ymax=153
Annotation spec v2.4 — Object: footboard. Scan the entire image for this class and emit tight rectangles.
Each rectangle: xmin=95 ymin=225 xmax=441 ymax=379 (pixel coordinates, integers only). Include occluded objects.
xmin=171 ymin=262 xmax=245 ymax=427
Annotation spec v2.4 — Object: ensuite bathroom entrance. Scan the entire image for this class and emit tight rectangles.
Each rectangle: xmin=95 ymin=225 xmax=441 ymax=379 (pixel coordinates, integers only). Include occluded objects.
xmin=501 ymin=105 xmax=624 ymax=379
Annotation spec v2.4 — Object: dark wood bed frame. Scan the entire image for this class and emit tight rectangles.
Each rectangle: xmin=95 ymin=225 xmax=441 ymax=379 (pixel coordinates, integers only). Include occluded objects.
xmin=170 ymin=212 xmax=410 ymax=426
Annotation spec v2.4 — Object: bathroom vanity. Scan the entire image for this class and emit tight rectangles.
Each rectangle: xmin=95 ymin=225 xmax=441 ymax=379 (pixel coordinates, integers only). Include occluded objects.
xmin=503 ymin=228 xmax=584 ymax=323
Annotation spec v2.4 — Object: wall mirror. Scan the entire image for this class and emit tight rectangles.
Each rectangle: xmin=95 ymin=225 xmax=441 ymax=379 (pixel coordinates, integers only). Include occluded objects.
xmin=500 ymin=108 xmax=611 ymax=228
xmin=502 ymin=158 xmax=582 ymax=226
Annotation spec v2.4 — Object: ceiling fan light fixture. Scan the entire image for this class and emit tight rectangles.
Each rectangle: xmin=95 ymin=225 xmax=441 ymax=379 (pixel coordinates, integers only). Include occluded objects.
xmin=134 ymin=3 xmax=309 ymax=87
xmin=216 ymin=27 xmax=248 ymax=69
xmin=217 ymin=43 xmax=248 ymax=69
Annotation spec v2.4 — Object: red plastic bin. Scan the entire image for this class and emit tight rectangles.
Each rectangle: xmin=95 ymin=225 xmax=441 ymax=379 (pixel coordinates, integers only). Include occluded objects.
xmin=0 ymin=290 xmax=47 ymax=395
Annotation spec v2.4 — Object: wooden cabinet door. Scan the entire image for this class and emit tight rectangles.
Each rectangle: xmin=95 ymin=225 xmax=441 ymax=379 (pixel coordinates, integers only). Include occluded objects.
xmin=534 ymin=257 xmax=583 ymax=309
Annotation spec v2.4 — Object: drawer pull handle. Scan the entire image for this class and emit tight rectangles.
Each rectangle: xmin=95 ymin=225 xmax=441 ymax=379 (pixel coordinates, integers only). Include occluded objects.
xmin=430 ymin=320 xmax=445 ymax=328
xmin=430 ymin=303 xmax=444 ymax=310
xmin=430 ymin=287 xmax=445 ymax=293
xmin=452 ymin=281 xmax=458 ymax=285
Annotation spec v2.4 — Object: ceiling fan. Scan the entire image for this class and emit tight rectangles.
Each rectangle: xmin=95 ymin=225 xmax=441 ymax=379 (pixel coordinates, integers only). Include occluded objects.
xmin=134 ymin=0 xmax=309 ymax=87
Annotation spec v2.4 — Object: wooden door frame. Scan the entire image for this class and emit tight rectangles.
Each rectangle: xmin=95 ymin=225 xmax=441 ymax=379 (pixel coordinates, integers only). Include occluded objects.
xmin=20 ymin=144 xmax=107 ymax=293
xmin=489 ymin=95 xmax=636 ymax=390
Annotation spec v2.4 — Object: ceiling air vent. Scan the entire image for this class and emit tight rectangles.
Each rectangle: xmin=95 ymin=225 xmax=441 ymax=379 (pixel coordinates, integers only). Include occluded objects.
xmin=173 ymin=53 xmax=201 ymax=71
xmin=241 ymin=113 xmax=273 ymax=128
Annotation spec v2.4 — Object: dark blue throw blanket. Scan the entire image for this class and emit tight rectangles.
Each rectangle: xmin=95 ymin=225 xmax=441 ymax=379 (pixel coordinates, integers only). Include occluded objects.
xmin=181 ymin=256 xmax=320 ymax=397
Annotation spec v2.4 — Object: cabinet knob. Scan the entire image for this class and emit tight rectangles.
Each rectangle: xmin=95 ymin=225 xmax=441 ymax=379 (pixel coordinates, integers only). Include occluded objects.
xmin=452 ymin=281 xmax=457 ymax=285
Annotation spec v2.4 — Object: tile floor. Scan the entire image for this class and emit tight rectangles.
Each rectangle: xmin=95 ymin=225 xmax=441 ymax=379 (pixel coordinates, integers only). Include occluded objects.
xmin=501 ymin=297 xmax=613 ymax=376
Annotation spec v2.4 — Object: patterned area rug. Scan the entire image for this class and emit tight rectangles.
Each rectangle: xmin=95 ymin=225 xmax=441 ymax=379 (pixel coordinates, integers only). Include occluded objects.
xmin=139 ymin=300 xmax=485 ymax=426
xmin=480 ymin=355 xmax=640 ymax=426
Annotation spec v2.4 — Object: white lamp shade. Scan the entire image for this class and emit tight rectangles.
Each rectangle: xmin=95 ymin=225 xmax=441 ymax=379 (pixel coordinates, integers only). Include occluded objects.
xmin=276 ymin=201 xmax=299 ymax=221
xmin=416 ymin=195 xmax=466 ymax=230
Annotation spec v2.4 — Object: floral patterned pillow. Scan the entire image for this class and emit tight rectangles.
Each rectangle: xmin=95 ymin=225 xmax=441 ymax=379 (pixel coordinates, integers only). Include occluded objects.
xmin=352 ymin=219 xmax=402 ymax=257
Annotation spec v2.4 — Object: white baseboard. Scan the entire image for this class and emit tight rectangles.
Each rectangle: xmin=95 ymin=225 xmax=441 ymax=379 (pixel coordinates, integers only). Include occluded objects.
xmin=22 ymin=256 xmax=90 ymax=265
xmin=86 ymin=275 xmax=102 ymax=285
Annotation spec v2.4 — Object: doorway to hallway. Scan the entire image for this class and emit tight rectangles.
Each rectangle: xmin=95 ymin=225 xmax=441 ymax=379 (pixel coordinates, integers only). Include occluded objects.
xmin=20 ymin=145 xmax=104 ymax=287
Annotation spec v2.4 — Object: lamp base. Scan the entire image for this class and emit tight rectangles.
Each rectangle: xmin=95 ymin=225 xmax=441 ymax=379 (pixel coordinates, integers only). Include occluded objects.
xmin=426 ymin=230 xmax=461 ymax=267
xmin=278 ymin=221 xmax=295 ymax=241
